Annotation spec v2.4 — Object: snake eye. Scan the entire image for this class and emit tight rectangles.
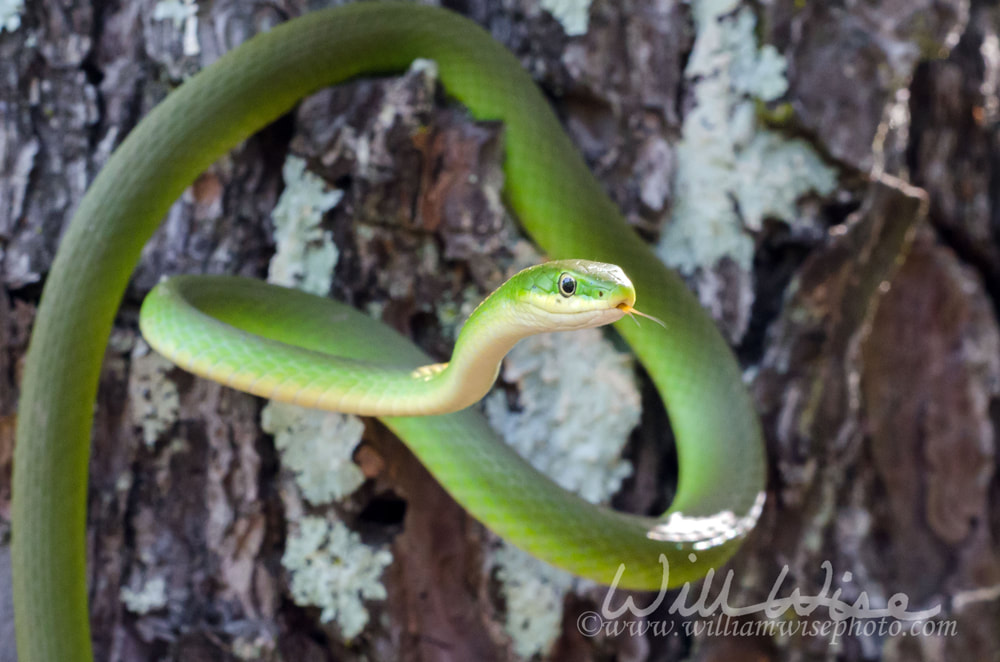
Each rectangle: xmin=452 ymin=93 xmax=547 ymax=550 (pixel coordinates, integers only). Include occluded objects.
xmin=558 ymin=273 xmax=576 ymax=297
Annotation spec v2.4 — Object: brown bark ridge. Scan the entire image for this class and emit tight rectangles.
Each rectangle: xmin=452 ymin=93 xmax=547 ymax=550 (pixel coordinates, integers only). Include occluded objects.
xmin=1 ymin=0 xmax=998 ymax=660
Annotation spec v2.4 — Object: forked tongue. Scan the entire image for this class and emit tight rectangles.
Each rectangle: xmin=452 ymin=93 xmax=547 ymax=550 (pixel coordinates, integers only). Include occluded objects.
xmin=617 ymin=303 xmax=666 ymax=328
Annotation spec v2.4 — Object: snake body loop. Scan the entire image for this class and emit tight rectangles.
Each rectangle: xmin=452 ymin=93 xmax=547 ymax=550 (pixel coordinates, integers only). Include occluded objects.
xmin=12 ymin=4 xmax=766 ymax=660
xmin=138 ymin=260 xmax=637 ymax=416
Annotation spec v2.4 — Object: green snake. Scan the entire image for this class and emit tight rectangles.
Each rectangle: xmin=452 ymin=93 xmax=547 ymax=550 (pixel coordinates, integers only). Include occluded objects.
xmin=12 ymin=3 xmax=766 ymax=660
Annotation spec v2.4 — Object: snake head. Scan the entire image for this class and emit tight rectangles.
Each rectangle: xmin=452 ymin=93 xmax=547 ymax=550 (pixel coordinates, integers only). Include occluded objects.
xmin=509 ymin=259 xmax=640 ymax=331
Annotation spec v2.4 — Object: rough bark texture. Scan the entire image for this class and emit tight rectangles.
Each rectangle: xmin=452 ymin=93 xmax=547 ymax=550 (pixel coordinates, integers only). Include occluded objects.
xmin=2 ymin=0 xmax=999 ymax=660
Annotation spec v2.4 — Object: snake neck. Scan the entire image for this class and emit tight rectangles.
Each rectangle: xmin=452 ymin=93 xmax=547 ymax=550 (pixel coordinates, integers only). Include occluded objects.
xmin=417 ymin=295 xmax=531 ymax=414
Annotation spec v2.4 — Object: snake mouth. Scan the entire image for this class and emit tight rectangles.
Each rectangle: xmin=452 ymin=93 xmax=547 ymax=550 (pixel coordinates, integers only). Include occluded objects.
xmin=527 ymin=296 xmax=632 ymax=331
xmin=617 ymin=303 xmax=667 ymax=328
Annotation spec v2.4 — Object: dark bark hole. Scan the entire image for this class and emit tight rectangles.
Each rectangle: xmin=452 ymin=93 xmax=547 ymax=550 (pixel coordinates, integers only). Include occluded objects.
xmin=357 ymin=491 xmax=408 ymax=526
